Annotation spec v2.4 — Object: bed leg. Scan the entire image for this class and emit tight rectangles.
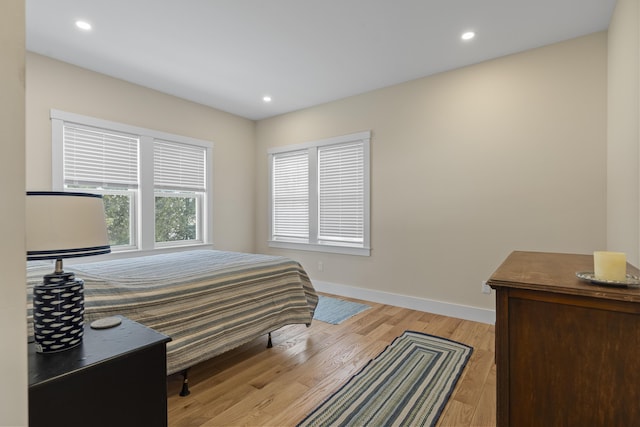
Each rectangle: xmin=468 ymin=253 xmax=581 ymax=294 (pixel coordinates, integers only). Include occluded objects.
xmin=267 ymin=332 xmax=273 ymax=348
xmin=179 ymin=369 xmax=191 ymax=397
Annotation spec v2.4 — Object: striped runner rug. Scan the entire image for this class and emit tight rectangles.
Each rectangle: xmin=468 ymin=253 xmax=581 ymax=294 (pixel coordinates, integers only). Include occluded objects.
xmin=298 ymin=331 xmax=473 ymax=427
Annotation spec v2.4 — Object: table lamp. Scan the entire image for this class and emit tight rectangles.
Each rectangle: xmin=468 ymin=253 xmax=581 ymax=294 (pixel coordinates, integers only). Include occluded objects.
xmin=26 ymin=191 xmax=111 ymax=353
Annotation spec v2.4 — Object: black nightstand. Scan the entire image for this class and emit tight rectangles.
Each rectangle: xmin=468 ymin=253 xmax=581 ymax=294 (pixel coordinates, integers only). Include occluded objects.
xmin=28 ymin=316 xmax=171 ymax=427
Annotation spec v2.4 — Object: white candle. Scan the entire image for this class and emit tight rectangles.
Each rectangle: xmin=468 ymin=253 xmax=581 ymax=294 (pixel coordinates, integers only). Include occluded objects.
xmin=593 ymin=251 xmax=627 ymax=281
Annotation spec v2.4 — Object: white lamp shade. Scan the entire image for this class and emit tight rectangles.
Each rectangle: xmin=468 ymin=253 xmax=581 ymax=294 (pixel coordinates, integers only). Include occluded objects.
xmin=26 ymin=191 xmax=111 ymax=260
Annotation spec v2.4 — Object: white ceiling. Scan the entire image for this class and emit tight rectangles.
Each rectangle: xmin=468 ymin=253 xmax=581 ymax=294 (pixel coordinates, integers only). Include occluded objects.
xmin=26 ymin=0 xmax=616 ymax=120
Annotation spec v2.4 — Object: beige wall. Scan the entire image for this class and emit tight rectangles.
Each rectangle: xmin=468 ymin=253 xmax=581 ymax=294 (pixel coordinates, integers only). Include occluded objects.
xmin=1 ymin=0 xmax=27 ymax=425
xmin=256 ymin=32 xmax=608 ymax=311
xmin=26 ymin=53 xmax=257 ymax=253
xmin=608 ymin=0 xmax=640 ymax=264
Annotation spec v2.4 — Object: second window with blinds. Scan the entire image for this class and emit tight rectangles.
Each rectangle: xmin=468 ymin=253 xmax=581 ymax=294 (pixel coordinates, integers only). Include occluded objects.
xmin=268 ymin=131 xmax=370 ymax=256
xmin=51 ymin=110 xmax=213 ymax=252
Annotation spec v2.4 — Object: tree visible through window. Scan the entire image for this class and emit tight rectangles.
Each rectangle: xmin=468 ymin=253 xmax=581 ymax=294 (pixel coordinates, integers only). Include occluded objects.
xmin=155 ymin=195 xmax=197 ymax=242
xmin=103 ymin=194 xmax=132 ymax=246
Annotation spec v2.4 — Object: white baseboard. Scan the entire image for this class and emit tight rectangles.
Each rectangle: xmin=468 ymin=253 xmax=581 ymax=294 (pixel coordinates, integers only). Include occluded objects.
xmin=313 ymin=280 xmax=496 ymax=325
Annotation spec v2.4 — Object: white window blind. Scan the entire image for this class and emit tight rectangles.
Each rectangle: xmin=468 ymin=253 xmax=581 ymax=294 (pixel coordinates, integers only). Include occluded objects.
xmin=318 ymin=142 xmax=364 ymax=244
xmin=63 ymin=124 xmax=139 ymax=189
xmin=154 ymin=140 xmax=206 ymax=192
xmin=272 ymin=150 xmax=309 ymax=241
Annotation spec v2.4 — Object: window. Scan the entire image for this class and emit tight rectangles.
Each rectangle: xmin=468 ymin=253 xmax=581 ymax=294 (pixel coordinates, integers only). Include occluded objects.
xmin=268 ymin=131 xmax=370 ymax=256
xmin=154 ymin=140 xmax=206 ymax=245
xmin=61 ymin=124 xmax=139 ymax=248
xmin=51 ymin=110 xmax=213 ymax=253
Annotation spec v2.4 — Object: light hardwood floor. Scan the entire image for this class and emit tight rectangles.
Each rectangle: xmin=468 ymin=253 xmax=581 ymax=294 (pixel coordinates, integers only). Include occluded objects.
xmin=167 ymin=293 xmax=497 ymax=426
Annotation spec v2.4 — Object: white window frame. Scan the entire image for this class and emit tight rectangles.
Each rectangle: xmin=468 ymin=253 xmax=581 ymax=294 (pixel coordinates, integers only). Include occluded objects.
xmin=51 ymin=109 xmax=214 ymax=254
xmin=268 ymin=131 xmax=371 ymax=256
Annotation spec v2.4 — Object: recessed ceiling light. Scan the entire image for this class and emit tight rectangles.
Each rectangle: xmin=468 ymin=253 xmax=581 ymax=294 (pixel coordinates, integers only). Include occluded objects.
xmin=75 ymin=20 xmax=92 ymax=31
xmin=263 ymin=95 xmax=272 ymax=103
xmin=461 ymin=31 xmax=475 ymax=41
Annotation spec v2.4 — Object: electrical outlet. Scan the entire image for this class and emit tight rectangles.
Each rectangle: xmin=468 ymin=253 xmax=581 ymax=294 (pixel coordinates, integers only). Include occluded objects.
xmin=481 ymin=280 xmax=492 ymax=294
xmin=318 ymin=261 xmax=324 ymax=271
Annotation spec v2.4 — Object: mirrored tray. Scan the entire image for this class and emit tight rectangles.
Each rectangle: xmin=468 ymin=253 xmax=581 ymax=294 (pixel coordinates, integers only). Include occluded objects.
xmin=576 ymin=271 xmax=640 ymax=288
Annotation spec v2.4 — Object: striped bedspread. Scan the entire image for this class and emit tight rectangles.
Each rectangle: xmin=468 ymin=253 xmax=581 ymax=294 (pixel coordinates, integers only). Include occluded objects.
xmin=27 ymin=250 xmax=318 ymax=375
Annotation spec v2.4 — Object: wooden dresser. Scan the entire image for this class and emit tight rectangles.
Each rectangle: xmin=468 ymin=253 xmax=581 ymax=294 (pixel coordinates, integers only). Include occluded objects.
xmin=487 ymin=251 xmax=640 ymax=427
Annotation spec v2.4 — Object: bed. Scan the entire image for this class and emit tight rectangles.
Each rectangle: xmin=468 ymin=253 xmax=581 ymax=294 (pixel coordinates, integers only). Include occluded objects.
xmin=27 ymin=249 xmax=318 ymax=380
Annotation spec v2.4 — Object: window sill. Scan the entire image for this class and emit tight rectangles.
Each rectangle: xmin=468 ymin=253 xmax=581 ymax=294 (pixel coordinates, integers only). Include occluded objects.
xmin=66 ymin=243 xmax=215 ymax=264
xmin=268 ymin=240 xmax=370 ymax=256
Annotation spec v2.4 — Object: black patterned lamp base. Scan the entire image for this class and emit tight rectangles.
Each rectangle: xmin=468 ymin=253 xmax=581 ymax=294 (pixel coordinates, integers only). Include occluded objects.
xmin=32 ymin=273 xmax=85 ymax=353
